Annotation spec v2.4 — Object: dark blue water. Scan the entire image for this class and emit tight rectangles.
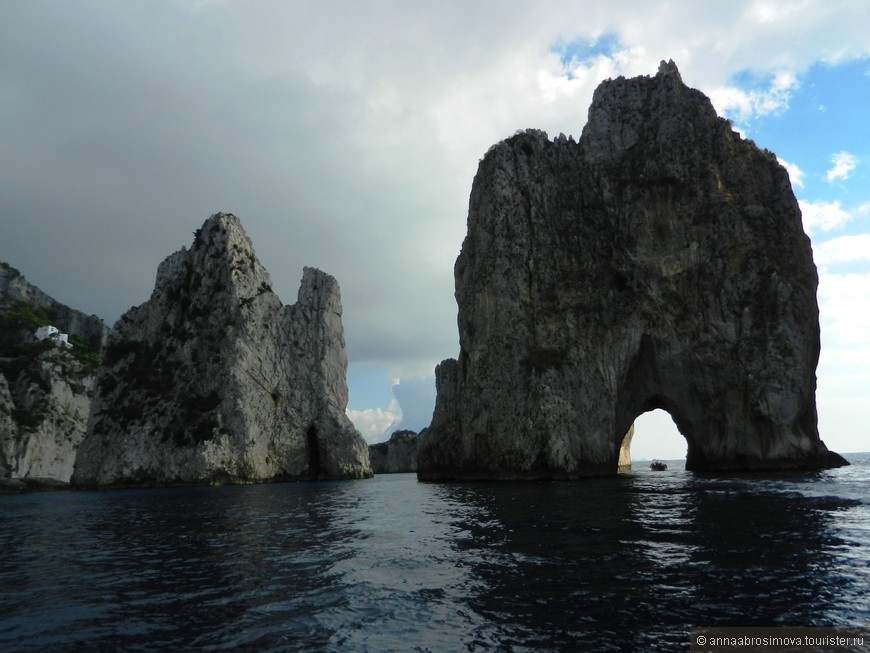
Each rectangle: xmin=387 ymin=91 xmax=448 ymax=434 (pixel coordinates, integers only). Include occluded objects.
xmin=2 ymin=455 xmax=868 ymax=652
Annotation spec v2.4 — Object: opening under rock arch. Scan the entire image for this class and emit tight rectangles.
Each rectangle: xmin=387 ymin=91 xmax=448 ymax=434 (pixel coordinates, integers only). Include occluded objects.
xmin=620 ymin=409 xmax=687 ymax=471
xmin=307 ymin=425 xmax=321 ymax=479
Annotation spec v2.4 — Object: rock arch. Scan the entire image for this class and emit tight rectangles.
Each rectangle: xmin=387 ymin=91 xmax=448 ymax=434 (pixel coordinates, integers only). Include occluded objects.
xmin=417 ymin=62 xmax=847 ymax=480
xmin=617 ymin=406 xmax=692 ymax=470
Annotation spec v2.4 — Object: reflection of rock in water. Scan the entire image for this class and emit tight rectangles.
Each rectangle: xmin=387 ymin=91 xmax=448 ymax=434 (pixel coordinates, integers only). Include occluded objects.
xmin=2 ymin=468 xmax=866 ymax=650
xmin=439 ymin=474 xmax=855 ymax=649
xmin=418 ymin=61 xmax=846 ymax=480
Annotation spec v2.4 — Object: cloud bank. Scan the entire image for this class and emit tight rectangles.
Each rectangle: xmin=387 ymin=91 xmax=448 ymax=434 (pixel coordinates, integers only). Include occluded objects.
xmin=3 ymin=1 xmax=870 ymax=453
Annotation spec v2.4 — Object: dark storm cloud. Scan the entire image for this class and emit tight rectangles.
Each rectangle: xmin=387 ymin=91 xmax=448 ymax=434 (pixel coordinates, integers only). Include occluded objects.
xmin=3 ymin=1 xmax=870 ymax=451
xmin=1 ymin=1 xmax=461 ymax=368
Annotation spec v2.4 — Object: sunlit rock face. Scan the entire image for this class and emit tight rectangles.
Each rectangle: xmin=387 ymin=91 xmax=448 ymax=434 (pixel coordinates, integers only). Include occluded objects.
xmin=0 ymin=349 xmax=94 ymax=483
xmin=72 ymin=213 xmax=371 ymax=486
xmin=418 ymin=61 xmax=847 ymax=480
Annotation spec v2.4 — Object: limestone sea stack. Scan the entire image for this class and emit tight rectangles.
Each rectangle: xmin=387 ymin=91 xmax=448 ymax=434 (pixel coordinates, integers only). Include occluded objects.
xmin=418 ymin=61 xmax=847 ymax=480
xmin=72 ymin=213 xmax=371 ymax=486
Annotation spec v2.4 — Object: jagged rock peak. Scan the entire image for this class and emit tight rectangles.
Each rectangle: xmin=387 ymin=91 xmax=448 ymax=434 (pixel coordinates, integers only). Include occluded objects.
xmin=657 ymin=58 xmax=682 ymax=79
xmin=417 ymin=62 xmax=846 ymax=481
xmin=72 ymin=213 xmax=371 ymax=487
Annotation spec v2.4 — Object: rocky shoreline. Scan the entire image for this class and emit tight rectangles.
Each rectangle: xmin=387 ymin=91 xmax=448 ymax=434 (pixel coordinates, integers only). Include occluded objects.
xmin=0 ymin=476 xmax=69 ymax=494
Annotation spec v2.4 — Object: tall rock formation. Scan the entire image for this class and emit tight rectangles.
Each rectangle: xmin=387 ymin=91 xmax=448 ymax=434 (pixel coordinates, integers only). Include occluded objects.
xmin=418 ymin=61 xmax=847 ymax=480
xmin=72 ymin=213 xmax=371 ymax=486
xmin=0 ymin=263 xmax=105 ymax=484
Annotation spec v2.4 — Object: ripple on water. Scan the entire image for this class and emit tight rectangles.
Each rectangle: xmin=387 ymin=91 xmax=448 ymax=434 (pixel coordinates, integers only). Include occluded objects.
xmin=1 ymin=462 xmax=869 ymax=652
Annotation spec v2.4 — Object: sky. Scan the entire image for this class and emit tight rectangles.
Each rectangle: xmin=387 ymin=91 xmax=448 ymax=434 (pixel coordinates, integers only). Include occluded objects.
xmin=2 ymin=1 xmax=869 ymax=459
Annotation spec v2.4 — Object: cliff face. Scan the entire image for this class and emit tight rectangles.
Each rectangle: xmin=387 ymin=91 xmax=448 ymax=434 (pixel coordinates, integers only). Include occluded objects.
xmin=0 ymin=263 xmax=108 ymax=353
xmin=368 ymin=430 xmax=419 ymax=474
xmin=72 ymin=213 xmax=371 ymax=486
xmin=418 ymin=61 xmax=846 ymax=480
xmin=0 ymin=265 xmax=104 ymax=484
xmin=0 ymin=349 xmax=94 ymax=482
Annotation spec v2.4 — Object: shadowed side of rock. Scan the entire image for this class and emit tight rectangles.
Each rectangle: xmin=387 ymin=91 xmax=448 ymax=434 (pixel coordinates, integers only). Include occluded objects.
xmin=368 ymin=430 xmax=420 ymax=474
xmin=1 ymin=265 xmax=106 ymax=483
xmin=72 ymin=213 xmax=371 ymax=487
xmin=418 ymin=61 xmax=847 ymax=480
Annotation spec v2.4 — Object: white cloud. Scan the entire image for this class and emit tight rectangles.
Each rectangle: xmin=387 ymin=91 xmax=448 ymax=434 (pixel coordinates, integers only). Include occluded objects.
xmin=346 ymin=375 xmax=435 ymax=442
xmin=347 ymin=403 xmax=401 ymax=445
xmin=813 ymin=234 xmax=870 ymax=267
xmin=816 ymin=396 xmax=870 ymax=454
xmin=771 ymin=69 xmax=797 ymax=92
xmin=819 ymin=272 xmax=870 ymax=357
xmin=799 ymin=199 xmax=853 ymax=235
xmin=826 ymin=151 xmax=857 ymax=182
xmin=708 ymin=70 xmax=797 ymax=122
xmin=778 ymin=157 xmax=805 ymax=189
xmin=816 ymin=269 xmax=870 ymax=453
xmin=390 ymin=376 xmax=435 ymax=433
xmin=818 ymin=271 xmax=870 ymax=382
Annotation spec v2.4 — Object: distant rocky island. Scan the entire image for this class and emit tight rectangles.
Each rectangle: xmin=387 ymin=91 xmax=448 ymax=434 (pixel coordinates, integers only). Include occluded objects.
xmin=418 ymin=61 xmax=847 ymax=480
xmin=368 ymin=430 xmax=420 ymax=474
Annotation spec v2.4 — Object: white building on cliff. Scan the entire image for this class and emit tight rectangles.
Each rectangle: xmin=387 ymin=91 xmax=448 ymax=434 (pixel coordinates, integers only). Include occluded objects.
xmin=35 ymin=325 xmax=73 ymax=349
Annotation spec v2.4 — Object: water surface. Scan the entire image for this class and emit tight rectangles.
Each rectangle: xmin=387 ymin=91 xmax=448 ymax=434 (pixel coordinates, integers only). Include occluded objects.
xmin=2 ymin=455 xmax=868 ymax=651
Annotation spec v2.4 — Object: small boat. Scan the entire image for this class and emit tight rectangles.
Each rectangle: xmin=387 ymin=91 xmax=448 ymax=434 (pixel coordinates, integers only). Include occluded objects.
xmin=649 ymin=460 xmax=668 ymax=471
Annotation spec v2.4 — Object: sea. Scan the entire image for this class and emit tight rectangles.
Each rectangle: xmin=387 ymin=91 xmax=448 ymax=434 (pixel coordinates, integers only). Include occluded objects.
xmin=1 ymin=454 xmax=868 ymax=653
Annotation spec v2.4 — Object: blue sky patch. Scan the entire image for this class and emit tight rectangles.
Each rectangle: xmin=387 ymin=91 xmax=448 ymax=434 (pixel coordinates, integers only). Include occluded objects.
xmin=346 ymin=364 xmax=393 ymax=410
xmin=551 ymin=33 xmax=621 ymax=77
xmin=734 ymin=58 xmax=869 ymax=211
